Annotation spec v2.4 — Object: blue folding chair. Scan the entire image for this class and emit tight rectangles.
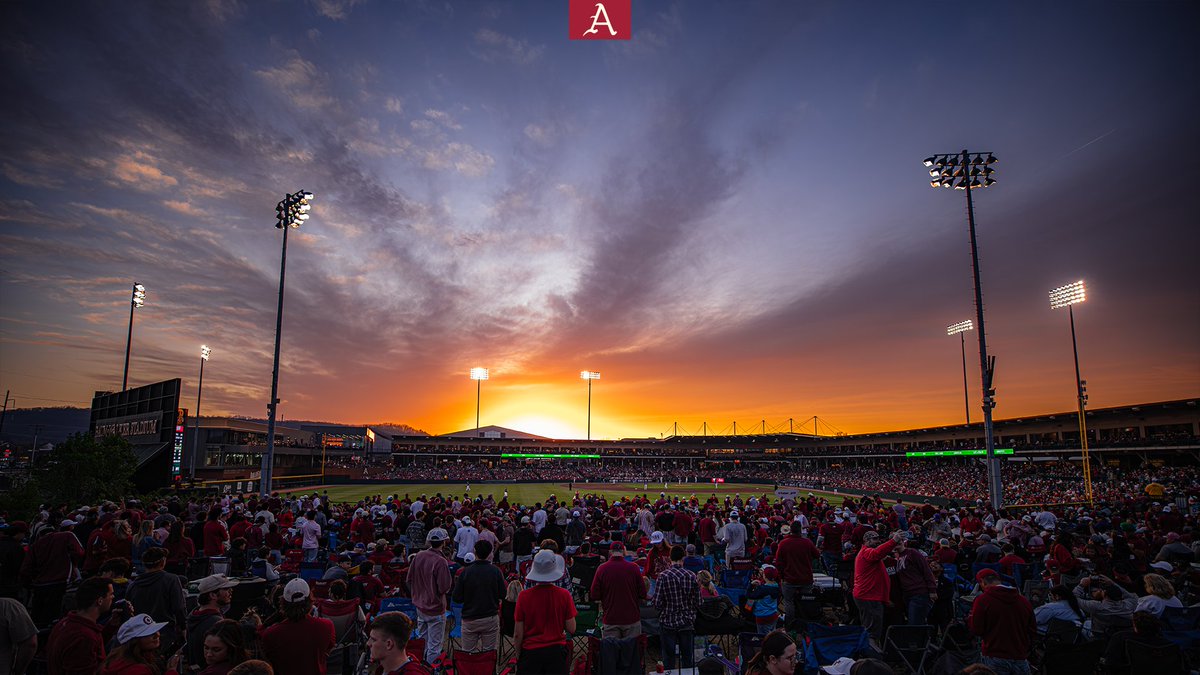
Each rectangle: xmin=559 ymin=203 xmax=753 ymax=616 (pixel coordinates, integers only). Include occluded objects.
xmin=720 ymin=569 xmax=752 ymax=590
xmin=299 ymin=561 xmax=326 ymax=581
xmin=716 ymin=586 xmax=745 ymax=608
xmin=449 ymin=602 xmax=464 ymax=639
xmin=803 ymin=622 xmax=870 ymax=668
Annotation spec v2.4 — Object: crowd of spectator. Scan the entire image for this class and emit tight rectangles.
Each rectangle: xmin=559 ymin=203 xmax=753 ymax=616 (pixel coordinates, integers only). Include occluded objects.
xmin=2 ymin=456 xmax=1198 ymax=674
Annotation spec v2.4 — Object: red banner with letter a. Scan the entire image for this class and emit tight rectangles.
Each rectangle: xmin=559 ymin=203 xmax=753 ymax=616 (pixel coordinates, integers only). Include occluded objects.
xmin=569 ymin=0 xmax=631 ymax=40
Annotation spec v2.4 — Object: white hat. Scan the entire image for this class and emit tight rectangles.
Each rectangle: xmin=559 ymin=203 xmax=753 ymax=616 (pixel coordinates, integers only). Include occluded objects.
xmin=60 ymin=519 xmax=76 ymax=528
xmin=282 ymin=578 xmax=311 ymax=602
xmin=821 ymin=657 xmax=856 ymax=675
xmin=464 ymin=552 xmax=477 ymax=564
xmin=462 ymin=516 xmax=472 ymax=525
xmin=1150 ymin=561 xmax=1174 ymax=572
xmin=526 ymin=549 xmax=565 ymax=583
xmin=573 ymin=510 xmax=581 ymax=517
xmin=426 ymin=529 xmax=448 ymax=543
xmin=650 ymin=532 xmax=665 ymax=545
xmin=781 ymin=525 xmax=792 ymax=535
xmin=520 ymin=516 xmax=531 ymax=524
xmin=196 ymin=574 xmax=239 ymax=594
xmin=117 ymin=613 xmax=169 ymax=644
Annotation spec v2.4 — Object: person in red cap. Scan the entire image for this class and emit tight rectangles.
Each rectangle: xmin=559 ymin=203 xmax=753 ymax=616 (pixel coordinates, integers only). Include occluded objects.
xmin=968 ymin=568 xmax=1035 ymax=675
xmin=589 ymin=542 xmax=646 ymax=639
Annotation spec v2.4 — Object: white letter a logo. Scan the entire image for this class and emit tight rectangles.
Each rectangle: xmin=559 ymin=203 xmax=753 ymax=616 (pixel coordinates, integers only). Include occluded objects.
xmin=584 ymin=3 xmax=618 ymax=37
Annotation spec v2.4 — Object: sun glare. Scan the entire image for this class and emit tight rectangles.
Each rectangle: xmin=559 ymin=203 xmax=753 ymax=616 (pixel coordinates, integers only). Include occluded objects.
xmin=500 ymin=415 xmax=585 ymax=440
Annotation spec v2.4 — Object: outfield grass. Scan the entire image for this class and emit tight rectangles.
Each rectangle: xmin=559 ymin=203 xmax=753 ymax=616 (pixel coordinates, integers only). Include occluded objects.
xmin=280 ymin=481 xmax=870 ymax=507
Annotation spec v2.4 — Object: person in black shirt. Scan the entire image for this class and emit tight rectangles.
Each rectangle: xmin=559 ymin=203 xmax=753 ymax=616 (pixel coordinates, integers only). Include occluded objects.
xmin=452 ymin=541 xmax=506 ymax=653
xmin=513 ymin=518 xmax=536 ymax=564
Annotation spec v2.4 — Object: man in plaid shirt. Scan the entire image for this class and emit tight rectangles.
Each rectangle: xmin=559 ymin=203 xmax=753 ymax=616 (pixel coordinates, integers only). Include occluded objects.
xmin=653 ymin=545 xmax=700 ymax=670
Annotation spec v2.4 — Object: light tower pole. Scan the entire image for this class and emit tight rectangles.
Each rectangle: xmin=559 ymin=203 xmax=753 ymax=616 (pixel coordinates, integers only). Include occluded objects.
xmin=1050 ymin=280 xmax=1093 ymax=504
xmin=190 ymin=344 xmax=210 ymax=481
xmin=947 ymin=320 xmax=975 ymax=425
xmin=122 ymin=283 xmax=146 ymax=390
xmin=580 ymin=371 xmax=600 ymax=440
xmin=261 ymin=190 xmax=313 ymax=497
xmin=469 ymin=368 xmax=489 ymax=430
xmin=923 ymin=150 xmax=1001 ymax=510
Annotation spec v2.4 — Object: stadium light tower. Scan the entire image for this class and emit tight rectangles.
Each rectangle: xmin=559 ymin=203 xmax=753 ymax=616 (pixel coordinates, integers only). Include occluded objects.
xmin=923 ymin=150 xmax=1002 ymax=510
xmin=469 ymin=368 xmax=489 ymax=430
xmin=1049 ymin=280 xmax=1093 ymax=505
xmin=947 ymin=320 xmax=975 ymax=425
xmin=190 ymin=345 xmax=210 ymax=481
xmin=581 ymin=371 xmax=600 ymax=440
xmin=121 ymin=282 xmax=146 ymax=390
xmin=262 ymin=190 xmax=313 ymax=498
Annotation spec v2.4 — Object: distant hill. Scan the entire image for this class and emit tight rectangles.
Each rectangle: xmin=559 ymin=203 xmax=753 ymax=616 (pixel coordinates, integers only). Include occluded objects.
xmin=225 ymin=417 xmax=428 ymax=437
xmin=0 ymin=408 xmax=428 ymax=448
xmin=0 ymin=407 xmax=91 ymax=447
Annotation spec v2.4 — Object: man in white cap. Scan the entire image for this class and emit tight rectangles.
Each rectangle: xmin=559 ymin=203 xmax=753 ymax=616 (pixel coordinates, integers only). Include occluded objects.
xmin=453 ymin=516 xmax=479 ymax=564
xmin=185 ymin=573 xmax=239 ymax=665
xmin=407 ymin=530 xmax=452 ymax=663
xmin=717 ymin=510 xmax=747 ymax=567
xmin=514 ymin=549 xmax=577 ymax=674
xmin=261 ymin=578 xmax=336 ymax=675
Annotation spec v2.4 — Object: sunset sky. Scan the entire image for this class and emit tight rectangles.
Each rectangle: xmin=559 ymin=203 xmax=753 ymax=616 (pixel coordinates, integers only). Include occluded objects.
xmin=1 ymin=1 xmax=1197 ymax=440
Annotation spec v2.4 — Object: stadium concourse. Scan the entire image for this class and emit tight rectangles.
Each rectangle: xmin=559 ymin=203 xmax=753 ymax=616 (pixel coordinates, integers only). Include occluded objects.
xmin=3 ymin=461 xmax=1200 ymax=675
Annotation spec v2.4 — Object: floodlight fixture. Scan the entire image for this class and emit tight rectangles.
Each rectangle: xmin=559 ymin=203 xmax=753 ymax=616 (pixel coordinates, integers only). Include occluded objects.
xmin=201 ymin=344 xmax=211 ymax=361
xmin=122 ymin=282 xmax=147 ymax=390
xmin=470 ymin=367 xmax=488 ymax=429
xmin=946 ymin=320 xmax=974 ymax=336
xmin=1049 ymin=280 xmax=1086 ymax=309
xmin=581 ymin=370 xmax=601 ymax=380
xmin=470 ymin=367 xmax=489 ymax=380
xmin=581 ymin=370 xmax=600 ymax=440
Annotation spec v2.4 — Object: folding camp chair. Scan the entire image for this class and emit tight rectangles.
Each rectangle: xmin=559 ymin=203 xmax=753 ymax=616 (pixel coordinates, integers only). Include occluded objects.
xmin=1162 ymin=606 xmax=1200 ymax=632
xmin=453 ymin=649 xmax=498 ymax=675
xmin=730 ymin=557 xmax=754 ymax=571
xmin=316 ymin=598 xmax=363 ymax=674
xmin=1041 ymin=639 xmax=1105 ymax=675
xmin=716 ymin=586 xmax=745 ymax=609
xmin=1125 ymin=639 xmax=1183 ymax=675
xmin=883 ymin=624 xmax=935 ymax=674
xmin=738 ymin=632 xmax=764 ymax=675
xmin=803 ymin=622 xmax=869 ymax=668
xmin=299 ymin=561 xmax=326 ymax=581
xmin=720 ymin=569 xmax=752 ymax=590
xmin=1044 ymin=618 xmax=1081 ymax=645
xmin=448 ymin=602 xmax=464 ymax=642
xmin=309 ymin=579 xmax=332 ymax=599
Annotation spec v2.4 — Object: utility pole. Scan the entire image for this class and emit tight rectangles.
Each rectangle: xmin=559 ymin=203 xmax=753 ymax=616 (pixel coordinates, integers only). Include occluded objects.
xmin=0 ymin=390 xmax=10 ymax=435
xmin=31 ymin=424 xmax=42 ymax=465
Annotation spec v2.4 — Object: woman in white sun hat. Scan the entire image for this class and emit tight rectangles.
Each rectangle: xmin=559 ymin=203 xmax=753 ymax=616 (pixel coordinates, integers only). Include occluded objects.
xmin=102 ymin=612 xmax=182 ymax=675
xmin=513 ymin=549 xmax=577 ymax=674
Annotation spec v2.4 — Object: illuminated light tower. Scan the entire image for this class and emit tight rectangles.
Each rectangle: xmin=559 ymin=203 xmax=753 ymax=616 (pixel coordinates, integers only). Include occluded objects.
xmin=262 ymin=190 xmax=313 ymax=497
xmin=946 ymin=320 xmax=975 ymax=425
xmin=581 ymin=371 xmax=600 ymax=440
xmin=122 ymin=283 xmax=146 ymax=390
xmin=190 ymin=345 xmax=210 ymax=481
xmin=469 ymin=368 xmax=489 ymax=430
xmin=1049 ymin=280 xmax=1093 ymax=505
xmin=922 ymin=150 xmax=1002 ymax=510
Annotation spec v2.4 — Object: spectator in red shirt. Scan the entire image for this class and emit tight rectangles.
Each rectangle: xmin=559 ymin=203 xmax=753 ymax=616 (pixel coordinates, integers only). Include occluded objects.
xmin=968 ymin=569 xmax=1035 ymax=674
xmin=590 ymin=542 xmax=646 ymax=639
xmin=818 ymin=516 xmax=844 ymax=576
xmin=698 ymin=512 xmax=718 ymax=556
xmin=643 ymin=532 xmax=671 ymax=580
xmin=261 ymin=579 xmax=336 ymax=675
xmin=203 ymin=509 xmax=228 ymax=557
xmin=20 ymin=518 xmax=85 ymax=627
xmin=47 ymin=576 xmax=113 ymax=675
xmin=852 ymin=530 xmax=904 ymax=650
xmin=514 ymin=550 xmax=577 ymax=675
xmin=672 ymin=508 xmax=694 ymax=546
xmin=774 ymin=522 xmax=820 ymax=622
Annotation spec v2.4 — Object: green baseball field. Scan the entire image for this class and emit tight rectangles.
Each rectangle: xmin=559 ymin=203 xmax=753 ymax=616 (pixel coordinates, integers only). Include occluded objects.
xmin=280 ymin=481 xmax=867 ymax=507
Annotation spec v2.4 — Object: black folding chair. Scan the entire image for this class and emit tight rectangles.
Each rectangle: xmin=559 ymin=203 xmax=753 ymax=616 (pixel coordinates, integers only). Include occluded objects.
xmin=1044 ymin=617 xmax=1082 ymax=645
xmin=883 ymin=624 xmax=935 ymax=674
xmin=1125 ymin=639 xmax=1183 ymax=675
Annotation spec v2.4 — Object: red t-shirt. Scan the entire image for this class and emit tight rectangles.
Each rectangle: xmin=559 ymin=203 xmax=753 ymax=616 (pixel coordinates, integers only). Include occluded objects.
xmin=589 ymin=557 xmax=645 ymax=625
xmin=261 ymin=615 xmax=336 ymax=675
xmin=775 ymin=534 xmax=820 ymax=585
xmin=515 ymin=583 xmax=577 ymax=650
xmin=203 ymin=521 xmax=228 ymax=556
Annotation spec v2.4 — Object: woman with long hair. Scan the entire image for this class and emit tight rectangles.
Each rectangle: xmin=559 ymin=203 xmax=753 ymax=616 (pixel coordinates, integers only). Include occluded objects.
xmin=164 ymin=520 xmax=195 ymax=574
xmin=102 ymin=613 xmax=183 ymax=675
xmin=1136 ymin=573 xmax=1183 ymax=616
xmin=743 ymin=630 xmax=798 ymax=675
xmin=197 ymin=620 xmax=250 ymax=675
